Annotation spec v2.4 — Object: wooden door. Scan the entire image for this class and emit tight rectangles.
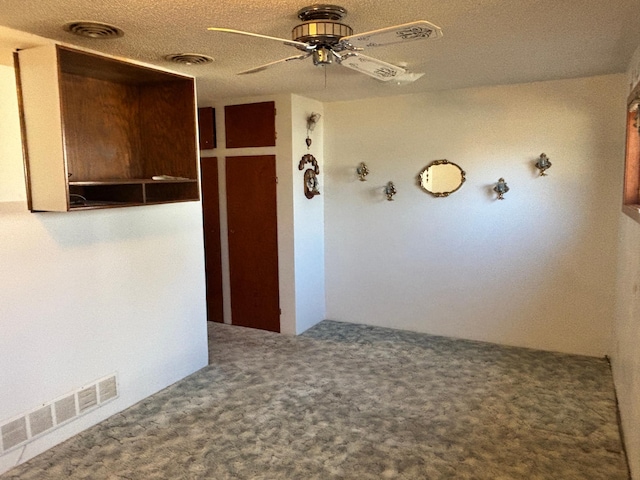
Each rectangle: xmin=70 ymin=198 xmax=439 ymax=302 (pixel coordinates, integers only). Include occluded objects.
xmin=200 ymin=157 xmax=224 ymax=323
xmin=226 ymin=155 xmax=280 ymax=332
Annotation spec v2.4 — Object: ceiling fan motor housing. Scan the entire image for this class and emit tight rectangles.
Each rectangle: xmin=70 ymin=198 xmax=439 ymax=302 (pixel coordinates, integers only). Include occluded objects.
xmin=292 ymin=21 xmax=352 ymax=46
xmin=292 ymin=4 xmax=352 ymax=47
xmin=297 ymin=4 xmax=347 ymax=21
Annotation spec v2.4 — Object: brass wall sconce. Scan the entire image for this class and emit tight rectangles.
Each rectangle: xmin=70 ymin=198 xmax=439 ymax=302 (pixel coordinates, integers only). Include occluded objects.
xmin=535 ymin=153 xmax=552 ymax=176
xmin=493 ymin=178 xmax=509 ymax=200
xmin=298 ymin=153 xmax=320 ymax=199
xmin=305 ymin=112 xmax=321 ymax=149
xmin=356 ymin=162 xmax=369 ymax=181
xmin=384 ymin=181 xmax=397 ymax=201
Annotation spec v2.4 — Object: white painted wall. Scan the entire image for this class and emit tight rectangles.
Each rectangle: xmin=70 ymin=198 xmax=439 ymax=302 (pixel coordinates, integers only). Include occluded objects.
xmin=324 ymin=74 xmax=625 ymax=357
xmin=291 ymin=95 xmax=326 ymax=334
xmin=0 ymin=49 xmax=208 ymax=474
xmin=611 ymin=45 xmax=640 ymax=480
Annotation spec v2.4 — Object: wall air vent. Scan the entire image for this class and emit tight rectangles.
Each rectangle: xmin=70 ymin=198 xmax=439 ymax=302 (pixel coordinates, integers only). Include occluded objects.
xmin=98 ymin=377 xmax=118 ymax=403
xmin=63 ymin=21 xmax=124 ymax=39
xmin=28 ymin=406 xmax=54 ymax=437
xmin=0 ymin=374 xmax=118 ymax=456
xmin=164 ymin=53 xmax=214 ymax=65
xmin=54 ymin=395 xmax=77 ymax=424
xmin=78 ymin=385 xmax=98 ymax=413
xmin=1 ymin=417 xmax=28 ymax=451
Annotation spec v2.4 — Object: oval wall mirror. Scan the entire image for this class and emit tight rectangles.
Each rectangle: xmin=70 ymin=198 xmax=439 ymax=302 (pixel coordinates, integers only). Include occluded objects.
xmin=418 ymin=160 xmax=466 ymax=197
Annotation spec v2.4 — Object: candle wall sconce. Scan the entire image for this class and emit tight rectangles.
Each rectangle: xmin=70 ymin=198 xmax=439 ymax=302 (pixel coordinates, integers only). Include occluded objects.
xmin=493 ymin=178 xmax=509 ymax=200
xmin=535 ymin=153 xmax=552 ymax=176
xmin=384 ymin=181 xmax=397 ymax=201
xmin=305 ymin=112 xmax=321 ymax=149
xmin=356 ymin=162 xmax=369 ymax=181
xmin=298 ymin=153 xmax=320 ymax=199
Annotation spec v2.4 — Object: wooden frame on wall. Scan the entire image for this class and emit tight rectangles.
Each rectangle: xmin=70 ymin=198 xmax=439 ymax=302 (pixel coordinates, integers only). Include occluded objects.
xmin=623 ymin=81 xmax=640 ymax=223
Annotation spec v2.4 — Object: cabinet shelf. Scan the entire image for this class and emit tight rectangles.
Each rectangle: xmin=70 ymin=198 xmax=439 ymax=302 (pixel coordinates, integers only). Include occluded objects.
xmin=68 ymin=178 xmax=198 ymax=209
xmin=69 ymin=178 xmax=198 ymax=186
xmin=15 ymin=45 xmax=200 ymax=212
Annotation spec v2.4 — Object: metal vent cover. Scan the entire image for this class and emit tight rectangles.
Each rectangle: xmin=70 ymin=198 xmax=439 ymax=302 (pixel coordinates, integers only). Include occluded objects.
xmin=0 ymin=373 xmax=118 ymax=455
xmin=1 ymin=417 xmax=28 ymax=451
xmin=98 ymin=376 xmax=118 ymax=403
xmin=165 ymin=53 xmax=214 ymax=65
xmin=54 ymin=395 xmax=77 ymax=424
xmin=78 ymin=385 xmax=98 ymax=413
xmin=63 ymin=21 xmax=124 ymax=39
xmin=28 ymin=406 xmax=54 ymax=437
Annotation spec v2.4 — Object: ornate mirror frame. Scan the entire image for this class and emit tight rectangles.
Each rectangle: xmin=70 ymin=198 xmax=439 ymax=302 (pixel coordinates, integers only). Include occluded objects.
xmin=418 ymin=160 xmax=466 ymax=197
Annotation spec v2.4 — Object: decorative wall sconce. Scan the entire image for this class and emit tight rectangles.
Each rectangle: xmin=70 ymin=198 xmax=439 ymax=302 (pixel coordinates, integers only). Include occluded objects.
xmin=384 ymin=181 xmax=397 ymax=201
xmin=493 ymin=178 xmax=509 ymax=200
xmin=305 ymin=112 xmax=321 ymax=149
xmin=356 ymin=162 xmax=369 ymax=181
xmin=298 ymin=153 xmax=320 ymax=199
xmin=535 ymin=153 xmax=552 ymax=176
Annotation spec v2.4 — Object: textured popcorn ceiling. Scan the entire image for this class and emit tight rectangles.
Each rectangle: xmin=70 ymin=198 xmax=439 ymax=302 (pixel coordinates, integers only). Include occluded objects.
xmin=1 ymin=0 xmax=639 ymax=102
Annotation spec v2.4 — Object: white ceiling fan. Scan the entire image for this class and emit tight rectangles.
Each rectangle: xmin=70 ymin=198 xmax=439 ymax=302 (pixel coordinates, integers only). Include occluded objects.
xmin=208 ymin=4 xmax=442 ymax=82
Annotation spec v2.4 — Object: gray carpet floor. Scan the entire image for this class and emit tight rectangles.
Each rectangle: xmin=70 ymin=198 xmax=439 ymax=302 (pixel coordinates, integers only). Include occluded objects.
xmin=1 ymin=320 xmax=630 ymax=479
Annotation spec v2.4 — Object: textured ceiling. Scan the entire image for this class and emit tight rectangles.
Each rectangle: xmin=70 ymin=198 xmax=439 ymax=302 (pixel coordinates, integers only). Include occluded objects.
xmin=1 ymin=0 xmax=639 ymax=103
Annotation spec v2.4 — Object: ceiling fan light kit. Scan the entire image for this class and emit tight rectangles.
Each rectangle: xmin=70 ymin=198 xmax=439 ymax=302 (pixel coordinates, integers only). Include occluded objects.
xmin=208 ymin=4 xmax=442 ymax=82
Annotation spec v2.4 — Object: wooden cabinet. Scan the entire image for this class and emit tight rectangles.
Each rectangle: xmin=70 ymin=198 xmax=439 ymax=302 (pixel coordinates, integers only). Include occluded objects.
xmin=15 ymin=44 xmax=199 ymax=211
xmin=224 ymin=101 xmax=276 ymax=148
xmin=198 ymin=107 xmax=216 ymax=150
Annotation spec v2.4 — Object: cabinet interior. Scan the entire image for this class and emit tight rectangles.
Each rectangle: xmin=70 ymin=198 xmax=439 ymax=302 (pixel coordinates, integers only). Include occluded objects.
xmin=19 ymin=45 xmax=200 ymax=210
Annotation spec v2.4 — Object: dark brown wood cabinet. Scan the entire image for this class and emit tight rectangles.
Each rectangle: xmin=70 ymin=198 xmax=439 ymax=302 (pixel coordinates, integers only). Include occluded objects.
xmin=224 ymin=102 xmax=276 ymax=148
xmin=200 ymin=157 xmax=224 ymax=323
xmin=198 ymin=107 xmax=216 ymax=150
xmin=15 ymin=45 xmax=199 ymax=211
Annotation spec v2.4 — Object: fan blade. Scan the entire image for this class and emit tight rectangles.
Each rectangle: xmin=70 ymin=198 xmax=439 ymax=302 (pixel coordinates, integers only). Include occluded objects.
xmin=340 ymin=21 xmax=442 ymax=48
xmin=393 ymin=72 xmax=425 ymax=85
xmin=207 ymin=27 xmax=311 ymax=50
xmin=338 ymin=53 xmax=406 ymax=82
xmin=237 ymin=53 xmax=311 ymax=75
